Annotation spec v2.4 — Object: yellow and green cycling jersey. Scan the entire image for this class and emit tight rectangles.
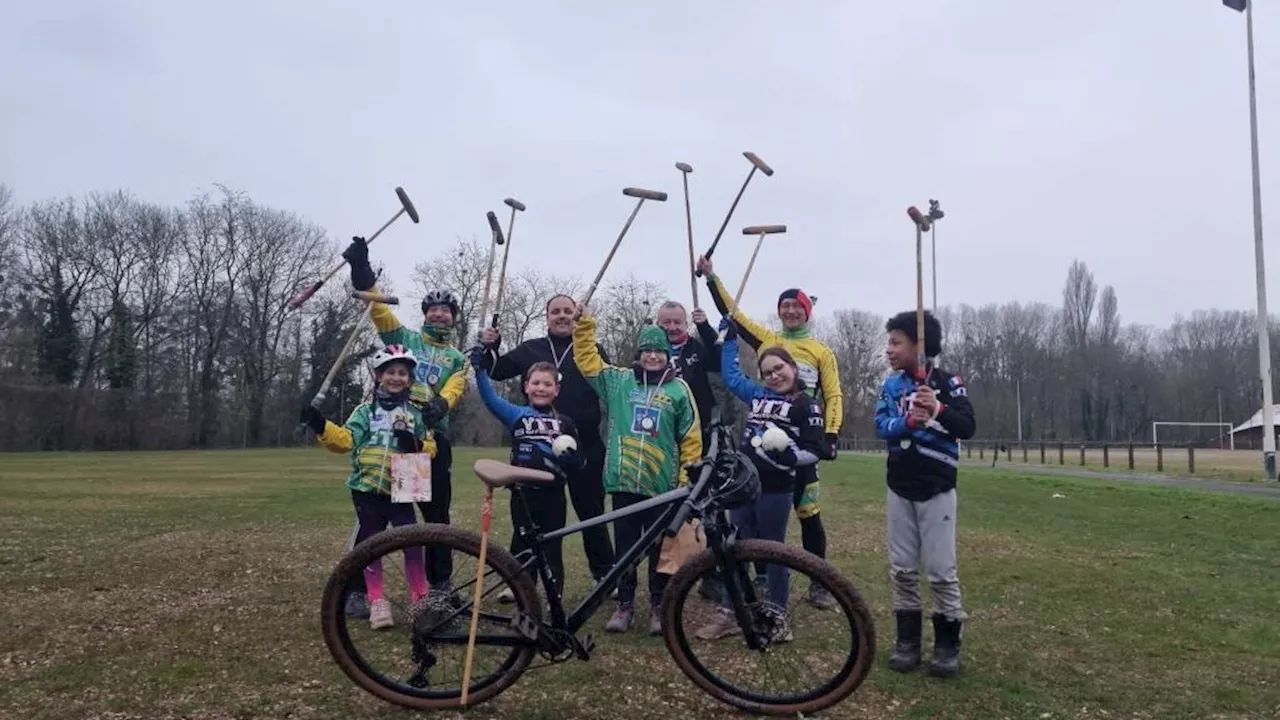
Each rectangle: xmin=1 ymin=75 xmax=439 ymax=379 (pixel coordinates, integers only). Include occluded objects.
xmin=318 ymin=401 xmax=436 ymax=495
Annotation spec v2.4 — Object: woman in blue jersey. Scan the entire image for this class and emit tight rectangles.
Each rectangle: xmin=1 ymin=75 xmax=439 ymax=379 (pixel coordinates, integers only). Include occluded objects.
xmin=470 ymin=350 xmax=584 ymax=603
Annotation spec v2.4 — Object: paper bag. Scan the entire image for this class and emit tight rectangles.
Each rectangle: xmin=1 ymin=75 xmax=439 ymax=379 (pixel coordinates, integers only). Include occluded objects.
xmin=658 ymin=518 xmax=706 ymax=575
xmin=390 ymin=453 xmax=433 ymax=503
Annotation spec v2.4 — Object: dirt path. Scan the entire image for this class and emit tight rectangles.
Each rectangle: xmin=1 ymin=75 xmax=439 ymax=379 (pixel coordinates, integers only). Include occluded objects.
xmin=966 ymin=460 xmax=1280 ymax=500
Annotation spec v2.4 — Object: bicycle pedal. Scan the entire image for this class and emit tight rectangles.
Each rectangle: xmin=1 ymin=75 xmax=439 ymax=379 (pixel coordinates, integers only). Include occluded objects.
xmin=510 ymin=611 xmax=539 ymax=641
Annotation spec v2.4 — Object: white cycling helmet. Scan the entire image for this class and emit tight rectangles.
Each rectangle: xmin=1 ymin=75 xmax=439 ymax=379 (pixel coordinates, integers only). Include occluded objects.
xmin=371 ymin=344 xmax=417 ymax=372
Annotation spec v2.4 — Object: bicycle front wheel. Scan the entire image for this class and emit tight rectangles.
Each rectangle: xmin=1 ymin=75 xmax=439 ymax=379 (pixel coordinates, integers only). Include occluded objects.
xmin=660 ymin=539 xmax=876 ymax=716
xmin=320 ymin=523 xmax=541 ymax=711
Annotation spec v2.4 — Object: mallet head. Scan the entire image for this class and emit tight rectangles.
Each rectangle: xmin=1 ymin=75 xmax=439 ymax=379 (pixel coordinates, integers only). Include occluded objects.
xmin=743 ymin=152 xmax=774 ymax=177
xmin=395 ymin=187 xmax=420 ymax=223
xmin=486 ymin=211 xmax=506 ymax=245
xmin=742 ymin=224 xmax=787 ymax=235
xmin=622 ymin=187 xmax=668 ymax=201
xmin=675 ymin=162 xmax=693 ymax=173
xmin=503 ymin=197 xmax=526 ymax=212
xmin=907 ymin=206 xmax=932 ymax=231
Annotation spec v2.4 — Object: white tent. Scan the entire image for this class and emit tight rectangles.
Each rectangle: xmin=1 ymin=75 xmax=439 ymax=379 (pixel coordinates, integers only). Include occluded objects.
xmin=1231 ymin=405 xmax=1280 ymax=434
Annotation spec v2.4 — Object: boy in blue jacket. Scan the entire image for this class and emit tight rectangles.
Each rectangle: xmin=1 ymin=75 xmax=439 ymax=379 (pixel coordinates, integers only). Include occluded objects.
xmin=470 ymin=350 xmax=585 ymax=604
xmin=875 ymin=310 xmax=975 ymax=678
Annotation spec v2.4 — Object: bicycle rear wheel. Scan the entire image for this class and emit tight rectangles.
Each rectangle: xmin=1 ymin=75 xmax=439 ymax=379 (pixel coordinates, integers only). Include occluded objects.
xmin=660 ymin=539 xmax=876 ymax=716
xmin=320 ymin=523 xmax=541 ymax=710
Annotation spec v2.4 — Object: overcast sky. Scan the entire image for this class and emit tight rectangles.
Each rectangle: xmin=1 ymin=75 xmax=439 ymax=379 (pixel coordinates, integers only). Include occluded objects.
xmin=1 ymin=1 xmax=1276 ymax=330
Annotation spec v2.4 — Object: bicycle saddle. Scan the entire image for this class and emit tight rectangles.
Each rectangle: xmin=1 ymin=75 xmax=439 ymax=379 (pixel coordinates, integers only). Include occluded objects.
xmin=473 ymin=459 xmax=558 ymax=489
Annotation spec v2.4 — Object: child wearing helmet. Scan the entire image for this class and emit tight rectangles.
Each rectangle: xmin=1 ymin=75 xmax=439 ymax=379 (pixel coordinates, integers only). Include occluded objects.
xmin=694 ymin=319 xmax=826 ymax=642
xmin=469 ymin=350 xmax=585 ymax=605
xmin=300 ymin=344 xmax=435 ymax=631
xmin=571 ymin=302 xmax=702 ymax=637
xmin=341 ymin=236 xmax=467 ymax=592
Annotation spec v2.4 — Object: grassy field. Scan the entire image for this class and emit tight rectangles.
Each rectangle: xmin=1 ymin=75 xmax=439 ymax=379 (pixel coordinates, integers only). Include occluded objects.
xmin=957 ymin=444 xmax=1270 ymax=483
xmin=1 ymin=447 xmax=1278 ymax=720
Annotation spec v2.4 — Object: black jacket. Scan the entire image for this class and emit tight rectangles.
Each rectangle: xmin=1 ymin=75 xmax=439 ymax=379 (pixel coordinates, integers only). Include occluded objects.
xmin=488 ymin=334 xmax=609 ymax=446
xmin=667 ymin=321 xmax=722 ymax=438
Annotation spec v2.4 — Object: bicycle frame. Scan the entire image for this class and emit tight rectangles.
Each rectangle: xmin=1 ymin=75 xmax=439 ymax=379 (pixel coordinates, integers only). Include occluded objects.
xmin=512 ymin=483 xmax=693 ymax=634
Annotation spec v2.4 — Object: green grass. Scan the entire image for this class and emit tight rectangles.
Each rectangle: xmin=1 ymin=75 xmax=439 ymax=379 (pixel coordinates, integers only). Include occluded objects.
xmin=1 ymin=448 xmax=1278 ymax=719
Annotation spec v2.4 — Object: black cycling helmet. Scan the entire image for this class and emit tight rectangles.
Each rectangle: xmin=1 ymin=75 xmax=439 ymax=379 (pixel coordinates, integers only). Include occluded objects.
xmin=707 ymin=448 xmax=761 ymax=510
xmin=421 ymin=289 xmax=460 ymax=319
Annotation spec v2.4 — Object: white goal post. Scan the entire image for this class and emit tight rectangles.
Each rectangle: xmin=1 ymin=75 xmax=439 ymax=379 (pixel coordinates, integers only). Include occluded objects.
xmin=1151 ymin=422 xmax=1234 ymax=450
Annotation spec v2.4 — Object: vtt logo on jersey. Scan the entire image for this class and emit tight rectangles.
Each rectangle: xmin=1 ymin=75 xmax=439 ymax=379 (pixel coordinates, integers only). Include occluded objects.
xmin=514 ymin=415 xmax=562 ymax=442
xmin=750 ymin=397 xmax=794 ymax=423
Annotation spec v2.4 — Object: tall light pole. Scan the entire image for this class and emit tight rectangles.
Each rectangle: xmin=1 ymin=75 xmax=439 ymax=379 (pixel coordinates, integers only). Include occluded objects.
xmin=1223 ymin=0 xmax=1274 ymax=480
xmin=928 ymin=199 xmax=944 ymax=314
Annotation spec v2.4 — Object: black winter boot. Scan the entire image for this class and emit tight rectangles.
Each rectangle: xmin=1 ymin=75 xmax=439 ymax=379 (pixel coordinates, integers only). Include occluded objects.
xmin=927 ymin=613 xmax=962 ymax=678
xmin=887 ymin=610 xmax=923 ymax=673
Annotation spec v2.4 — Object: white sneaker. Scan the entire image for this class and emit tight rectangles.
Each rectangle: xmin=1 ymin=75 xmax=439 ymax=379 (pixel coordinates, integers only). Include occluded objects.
xmin=498 ymin=587 xmax=515 ymax=604
xmin=369 ymin=598 xmax=394 ymax=630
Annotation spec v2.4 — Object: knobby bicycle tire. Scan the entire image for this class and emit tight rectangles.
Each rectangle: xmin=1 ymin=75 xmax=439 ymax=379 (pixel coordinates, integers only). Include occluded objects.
xmin=659 ymin=539 xmax=876 ymax=716
xmin=320 ymin=523 xmax=541 ymax=711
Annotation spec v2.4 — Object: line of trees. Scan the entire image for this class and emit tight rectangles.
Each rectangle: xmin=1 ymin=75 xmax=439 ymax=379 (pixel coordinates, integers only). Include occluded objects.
xmin=0 ymin=182 xmax=1270 ymax=452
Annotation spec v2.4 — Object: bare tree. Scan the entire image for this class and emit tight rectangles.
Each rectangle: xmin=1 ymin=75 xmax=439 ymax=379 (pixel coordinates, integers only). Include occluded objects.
xmin=232 ymin=200 xmax=332 ymax=444
xmin=593 ymin=274 xmax=665 ymax=363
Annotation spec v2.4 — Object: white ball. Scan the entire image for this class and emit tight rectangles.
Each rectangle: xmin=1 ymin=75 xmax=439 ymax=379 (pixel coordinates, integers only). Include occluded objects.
xmin=761 ymin=427 xmax=790 ymax=452
xmin=552 ymin=434 xmax=577 ymax=456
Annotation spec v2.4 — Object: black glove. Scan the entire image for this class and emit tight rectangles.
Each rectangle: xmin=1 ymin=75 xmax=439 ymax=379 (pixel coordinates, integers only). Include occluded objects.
xmin=823 ymin=432 xmax=839 ymax=460
xmin=558 ymin=448 xmax=585 ymax=472
xmin=718 ymin=316 xmax=737 ymax=341
xmin=342 ymin=236 xmax=376 ymax=291
xmin=468 ymin=344 xmax=494 ymax=372
xmin=300 ymin=405 xmax=326 ymax=434
xmin=393 ymin=429 xmax=423 ymax=454
xmin=764 ymin=444 xmax=798 ymax=466
xmin=420 ymin=396 xmax=449 ymax=426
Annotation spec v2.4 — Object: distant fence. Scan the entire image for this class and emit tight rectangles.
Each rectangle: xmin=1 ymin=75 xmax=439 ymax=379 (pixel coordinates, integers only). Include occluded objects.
xmin=841 ymin=438 xmax=1260 ymax=476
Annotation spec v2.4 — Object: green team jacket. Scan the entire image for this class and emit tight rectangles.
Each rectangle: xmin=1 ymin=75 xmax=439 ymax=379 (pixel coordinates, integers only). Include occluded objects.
xmin=572 ymin=315 xmax=703 ymax=497
xmin=369 ymin=295 xmax=467 ymax=431
xmin=318 ymin=401 xmax=434 ymax=495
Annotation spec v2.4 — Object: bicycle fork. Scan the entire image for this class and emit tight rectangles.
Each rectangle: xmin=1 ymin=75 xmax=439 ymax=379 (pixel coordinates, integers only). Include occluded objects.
xmin=706 ymin=515 xmax=768 ymax=651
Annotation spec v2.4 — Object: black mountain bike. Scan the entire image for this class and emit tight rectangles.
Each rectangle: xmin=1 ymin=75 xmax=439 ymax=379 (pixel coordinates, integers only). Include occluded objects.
xmin=320 ymin=422 xmax=876 ymax=715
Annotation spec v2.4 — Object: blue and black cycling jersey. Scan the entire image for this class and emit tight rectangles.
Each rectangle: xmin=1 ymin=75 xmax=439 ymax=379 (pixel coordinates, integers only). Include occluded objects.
xmin=473 ymin=369 xmax=584 ymax=481
xmin=721 ymin=335 xmax=825 ymax=493
xmin=875 ymin=367 xmax=976 ymax=501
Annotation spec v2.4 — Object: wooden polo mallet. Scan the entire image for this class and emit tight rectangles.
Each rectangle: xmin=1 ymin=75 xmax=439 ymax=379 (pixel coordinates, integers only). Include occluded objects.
xmin=695 ymin=151 xmax=774 ymax=277
xmin=287 ymin=187 xmax=420 ymax=309
xmin=734 ymin=225 xmax=787 ymax=304
xmin=491 ymin=198 xmax=525 ymax=328
xmin=309 ymin=269 xmax=386 ymax=410
xmin=907 ymin=206 xmax=934 ymax=374
xmin=580 ymin=187 xmax=668 ymax=306
xmin=718 ymin=224 xmax=786 ymax=342
xmin=475 ymin=210 xmax=507 ymax=341
xmin=675 ymin=162 xmax=698 ymax=307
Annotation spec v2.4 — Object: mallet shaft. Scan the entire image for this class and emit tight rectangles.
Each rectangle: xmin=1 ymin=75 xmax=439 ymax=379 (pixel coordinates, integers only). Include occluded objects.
xmin=493 ymin=204 xmax=519 ymax=327
xmin=678 ymin=164 xmax=698 ymax=307
xmin=583 ymin=197 xmax=647 ymax=306
xmin=287 ymin=207 xmax=406 ymax=309
xmin=734 ymin=233 xmax=767 ymax=305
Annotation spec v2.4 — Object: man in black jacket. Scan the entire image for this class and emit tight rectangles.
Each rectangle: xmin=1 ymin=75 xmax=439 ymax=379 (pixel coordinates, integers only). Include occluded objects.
xmin=480 ymin=294 xmax=616 ymax=586
xmin=654 ymin=301 xmax=721 ymax=446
